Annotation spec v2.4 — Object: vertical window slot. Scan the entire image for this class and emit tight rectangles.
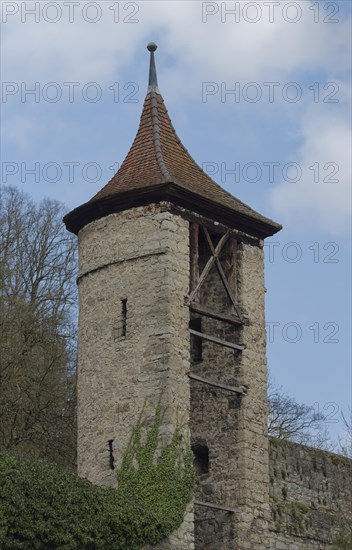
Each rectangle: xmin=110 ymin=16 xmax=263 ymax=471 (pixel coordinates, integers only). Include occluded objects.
xmin=108 ymin=439 xmax=115 ymax=470
xmin=121 ymin=298 xmax=127 ymax=337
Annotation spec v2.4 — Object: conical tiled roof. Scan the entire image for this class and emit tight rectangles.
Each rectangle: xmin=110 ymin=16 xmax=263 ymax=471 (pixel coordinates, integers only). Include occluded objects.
xmin=64 ymin=44 xmax=281 ymax=238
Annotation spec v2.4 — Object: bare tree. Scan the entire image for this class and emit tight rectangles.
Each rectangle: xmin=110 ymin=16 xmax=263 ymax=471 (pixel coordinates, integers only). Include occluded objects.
xmin=337 ymin=408 xmax=352 ymax=458
xmin=0 ymin=186 xmax=77 ymax=470
xmin=268 ymin=379 xmax=332 ymax=450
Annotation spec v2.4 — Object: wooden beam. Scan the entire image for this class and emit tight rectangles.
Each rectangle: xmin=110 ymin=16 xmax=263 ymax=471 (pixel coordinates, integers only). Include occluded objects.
xmin=216 ymin=260 xmax=243 ymax=323
xmin=189 ymin=373 xmax=244 ymax=395
xmin=171 ymin=206 xmax=234 ymax=235
xmin=187 ymin=230 xmax=230 ymax=305
xmin=190 ymin=223 xmax=199 ymax=292
xmin=187 ymin=254 xmax=215 ymax=305
xmin=189 ymin=329 xmax=244 ymax=351
xmin=228 ymin=237 xmax=238 ymax=295
xmin=194 ymin=500 xmax=237 ymax=514
xmin=169 ymin=205 xmax=262 ymax=245
xmin=215 ymin=259 xmax=241 ymax=313
xmin=190 ymin=304 xmax=242 ymax=326
xmin=202 ymin=227 xmax=243 ymax=322
xmin=228 ymin=237 xmax=242 ymax=321
xmin=202 ymin=226 xmax=218 ymax=258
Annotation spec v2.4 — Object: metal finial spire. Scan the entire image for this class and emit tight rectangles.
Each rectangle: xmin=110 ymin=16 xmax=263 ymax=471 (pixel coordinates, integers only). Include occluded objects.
xmin=147 ymin=42 xmax=159 ymax=93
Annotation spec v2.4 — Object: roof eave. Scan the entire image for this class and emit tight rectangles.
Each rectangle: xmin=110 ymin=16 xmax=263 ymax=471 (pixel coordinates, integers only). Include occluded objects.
xmin=63 ymin=183 xmax=282 ymax=239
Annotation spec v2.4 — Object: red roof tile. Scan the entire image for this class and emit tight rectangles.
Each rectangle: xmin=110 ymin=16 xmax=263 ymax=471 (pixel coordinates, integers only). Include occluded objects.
xmin=89 ymin=91 xmax=280 ymax=229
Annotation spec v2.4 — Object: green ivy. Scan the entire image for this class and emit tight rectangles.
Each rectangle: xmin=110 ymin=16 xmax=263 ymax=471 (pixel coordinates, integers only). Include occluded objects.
xmin=116 ymin=402 xmax=195 ymax=545
xmin=0 ymin=404 xmax=195 ymax=549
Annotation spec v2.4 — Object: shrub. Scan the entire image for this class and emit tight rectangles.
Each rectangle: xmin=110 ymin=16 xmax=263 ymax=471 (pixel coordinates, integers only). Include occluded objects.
xmin=0 ymin=452 xmax=124 ymax=549
xmin=0 ymin=404 xmax=195 ymax=549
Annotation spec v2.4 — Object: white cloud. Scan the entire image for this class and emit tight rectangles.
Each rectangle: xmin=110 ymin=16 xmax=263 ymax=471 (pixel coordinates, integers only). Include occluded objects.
xmin=153 ymin=1 xmax=350 ymax=79
xmin=2 ymin=1 xmax=351 ymax=236
xmin=269 ymin=106 xmax=351 ymax=235
xmin=1 ymin=1 xmax=350 ymax=86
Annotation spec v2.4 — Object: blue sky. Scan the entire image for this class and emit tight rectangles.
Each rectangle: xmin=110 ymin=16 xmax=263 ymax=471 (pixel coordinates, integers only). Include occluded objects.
xmin=1 ymin=1 xmax=351 ymax=444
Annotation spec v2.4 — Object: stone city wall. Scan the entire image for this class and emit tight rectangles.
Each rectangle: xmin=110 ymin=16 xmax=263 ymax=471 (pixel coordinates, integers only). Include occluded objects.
xmin=269 ymin=439 xmax=352 ymax=549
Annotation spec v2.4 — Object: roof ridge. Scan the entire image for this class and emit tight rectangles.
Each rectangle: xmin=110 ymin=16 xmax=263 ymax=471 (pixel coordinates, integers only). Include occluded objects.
xmin=149 ymin=91 xmax=170 ymax=180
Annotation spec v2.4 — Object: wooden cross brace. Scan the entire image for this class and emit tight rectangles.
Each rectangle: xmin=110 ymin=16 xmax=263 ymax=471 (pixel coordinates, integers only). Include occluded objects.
xmin=187 ymin=225 xmax=242 ymax=323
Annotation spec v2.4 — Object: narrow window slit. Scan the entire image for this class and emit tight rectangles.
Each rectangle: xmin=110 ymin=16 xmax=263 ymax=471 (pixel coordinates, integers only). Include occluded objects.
xmin=121 ymin=298 xmax=127 ymax=337
xmin=108 ymin=439 xmax=115 ymax=470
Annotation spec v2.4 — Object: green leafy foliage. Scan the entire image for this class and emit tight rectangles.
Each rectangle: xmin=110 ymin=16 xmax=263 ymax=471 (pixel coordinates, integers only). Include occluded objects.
xmin=117 ymin=403 xmax=195 ymax=544
xmin=0 ymin=404 xmax=195 ymax=549
xmin=0 ymin=452 xmax=121 ymax=550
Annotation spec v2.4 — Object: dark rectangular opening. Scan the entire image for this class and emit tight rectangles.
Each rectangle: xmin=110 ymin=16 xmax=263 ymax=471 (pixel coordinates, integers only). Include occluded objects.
xmin=192 ymin=439 xmax=209 ymax=475
xmin=121 ymin=298 xmax=127 ymax=337
xmin=108 ymin=439 xmax=115 ymax=470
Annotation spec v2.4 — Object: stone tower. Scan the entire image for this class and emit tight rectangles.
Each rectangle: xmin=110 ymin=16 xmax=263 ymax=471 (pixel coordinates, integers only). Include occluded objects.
xmin=64 ymin=44 xmax=281 ymax=550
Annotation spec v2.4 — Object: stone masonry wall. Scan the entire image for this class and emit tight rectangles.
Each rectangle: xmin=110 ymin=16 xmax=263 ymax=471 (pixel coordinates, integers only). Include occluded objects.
xmin=77 ymin=204 xmax=193 ymax=550
xmin=269 ymin=439 xmax=352 ymax=549
xmin=235 ymin=239 xmax=271 ymax=550
xmin=76 ymin=203 xmax=351 ymax=550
